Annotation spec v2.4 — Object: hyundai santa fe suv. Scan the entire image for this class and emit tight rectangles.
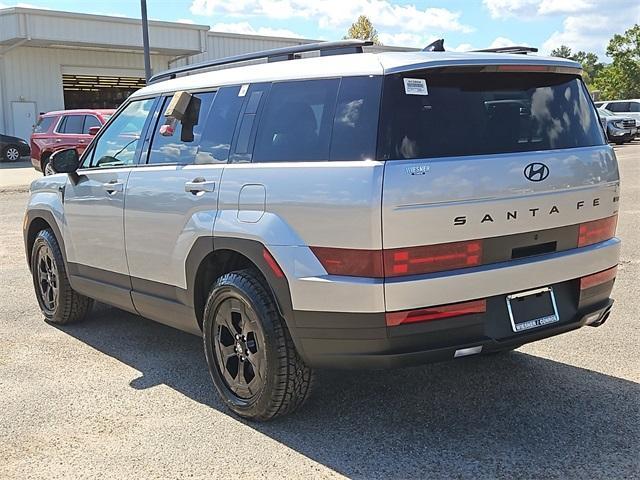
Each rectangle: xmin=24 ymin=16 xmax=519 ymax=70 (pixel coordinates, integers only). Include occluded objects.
xmin=23 ymin=41 xmax=620 ymax=421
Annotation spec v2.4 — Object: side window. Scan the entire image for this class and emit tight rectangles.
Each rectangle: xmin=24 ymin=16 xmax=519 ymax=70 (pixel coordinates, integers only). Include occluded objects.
xmin=59 ymin=115 xmax=84 ymax=134
xmin=630 ymin=102 xmax=640 ymax=112
xmin=83 ymin=115 xmax=101 ymax=134
xmin=330 ymin=76 xmax=382 ymax=161
xmin=197 ymin=86 xmax=244 ymax=164
xmin=33 ymin=116 xmax=55 ymax=134
xmin=253 ymin=79 xmax=340 ymax=162
xmin=147 ymin=91 xmax=215 ymax=165
xmin=608 ymin=102 xmax=629 ymax=113
xmin=83 ymin=98 xmax=155 ymax=169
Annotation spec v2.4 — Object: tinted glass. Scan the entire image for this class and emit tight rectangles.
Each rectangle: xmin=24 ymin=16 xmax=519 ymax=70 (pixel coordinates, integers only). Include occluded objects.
xmin=196 ymin=86 xmax=244 ymax=164
xmin=630 ymin=102 xmax=640 ymax=112
xmin=378 ymin=72 xmax=606 ymax=160
xmin=34 ymin=116 xmax=55 ymax=134
xmin=147 ymin=92 xmax=215 ymax=165
xmin=83 ymin=115 xmax=101 ymax=134
xmin=61 ymin=115 xmax=84 ymax=134
xmin=84 ymin=98 xmax=155 ymax=168
xmin=607 ymin=102 xmax=629 ymax=112
xmin=253 ymin=79 xmax=340 ymax=162
xmin=330 ymin=76 xmax=381 ymax=161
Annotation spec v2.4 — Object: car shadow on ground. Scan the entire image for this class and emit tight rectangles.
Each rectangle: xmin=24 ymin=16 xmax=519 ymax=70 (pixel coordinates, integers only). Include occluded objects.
xmin=55 ymin=305 xmax=640 ymax=479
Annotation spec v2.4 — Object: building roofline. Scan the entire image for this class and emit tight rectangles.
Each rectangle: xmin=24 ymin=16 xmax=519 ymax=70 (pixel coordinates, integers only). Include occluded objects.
xmin=0 ymin=6 xmax=210 ymax=31
xmin=207 ymin=29 xmax=320 ymax=44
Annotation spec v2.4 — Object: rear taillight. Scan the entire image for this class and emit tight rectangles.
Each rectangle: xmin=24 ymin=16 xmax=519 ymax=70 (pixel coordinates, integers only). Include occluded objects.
xmin=578 ymin=215 xmax=617 ymax=247
xmin=385 ymin=299 xmax=486 ymax=327
xmin=580 ymin=266 xmax=617 ymax=290
xmin=383 ymin=240 xmax=482 ymax=277
xmin=309 ymin=247 xmax=384 ymax=278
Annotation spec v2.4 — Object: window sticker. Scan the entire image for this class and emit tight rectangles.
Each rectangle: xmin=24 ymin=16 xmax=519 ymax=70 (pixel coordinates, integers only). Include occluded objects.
xmin=403 ymin=78 xmax=428 ymax=95
xmin=238 ymin=84 xmax=249 ymax=97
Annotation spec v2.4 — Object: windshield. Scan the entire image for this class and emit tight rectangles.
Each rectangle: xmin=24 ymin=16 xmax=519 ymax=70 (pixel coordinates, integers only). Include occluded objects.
xmin=378 ymin=71 xmax=606 ymax=160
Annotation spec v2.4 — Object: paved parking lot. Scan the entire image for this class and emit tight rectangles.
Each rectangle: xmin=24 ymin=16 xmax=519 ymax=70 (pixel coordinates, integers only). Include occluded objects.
xmin=1 ymin=144 xmax=638 ymax=479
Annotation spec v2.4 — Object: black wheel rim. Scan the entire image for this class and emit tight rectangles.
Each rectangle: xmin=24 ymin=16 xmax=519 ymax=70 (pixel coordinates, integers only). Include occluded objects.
xmin=212 ymin=296 xmax=266 ymax=400
xmin=36 ymin=245 xmax=58 ymax=314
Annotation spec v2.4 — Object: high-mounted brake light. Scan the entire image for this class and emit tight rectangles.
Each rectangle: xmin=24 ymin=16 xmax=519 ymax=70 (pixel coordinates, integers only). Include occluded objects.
xmin=580 ymin=266 xmax=617 ymax=290
xmin=383 ymin=240 xmax=483 ymax=277
xmin=578 ymin=215 xmax=617 ymax=247
xmin=497 ymin=64 xmax=549 ymax=72
xmin=386 ymin=299 xmax=486 ymax=327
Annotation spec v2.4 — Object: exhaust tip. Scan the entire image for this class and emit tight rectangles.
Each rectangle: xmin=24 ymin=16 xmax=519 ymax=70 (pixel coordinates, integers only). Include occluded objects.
xmin=454 ymin=346 xmax=483 ymax=358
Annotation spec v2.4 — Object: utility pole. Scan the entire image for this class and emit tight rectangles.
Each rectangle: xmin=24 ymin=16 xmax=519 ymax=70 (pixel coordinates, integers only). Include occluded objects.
xmin=141 ymin=0 xmax=152 ymax=83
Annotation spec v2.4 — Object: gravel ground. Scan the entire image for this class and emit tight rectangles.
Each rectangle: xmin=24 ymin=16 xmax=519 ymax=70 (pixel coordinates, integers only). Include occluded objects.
xmin=0 ymin=144 xmax=638 ymax=479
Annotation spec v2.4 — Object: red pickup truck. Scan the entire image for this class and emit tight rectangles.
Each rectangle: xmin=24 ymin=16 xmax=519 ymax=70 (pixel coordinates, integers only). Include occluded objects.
xmin=30 ymin=109 xmax=114 ymax=175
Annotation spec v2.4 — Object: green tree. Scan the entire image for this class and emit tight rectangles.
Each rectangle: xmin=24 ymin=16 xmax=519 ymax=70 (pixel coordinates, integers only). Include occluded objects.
xmin=550 ymin=45 xmax=604 ymax=86
xmin=344 ymin=15 xmax=382 ymax=45
xmin=593 ymin=24 xmax=640 ymax=99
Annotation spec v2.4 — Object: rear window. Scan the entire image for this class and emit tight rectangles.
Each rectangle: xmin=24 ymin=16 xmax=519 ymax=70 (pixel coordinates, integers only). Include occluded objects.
xmin=378 ymin=71 xmax=606 ymax=160
xmin=33 ymin=116 xmax=55 ymax=134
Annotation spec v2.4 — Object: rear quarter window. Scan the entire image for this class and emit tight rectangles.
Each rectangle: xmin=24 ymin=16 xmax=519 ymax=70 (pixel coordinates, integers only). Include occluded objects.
xmin=33 ymin=116 xmax=55 ymax=134
xmin=378 ymin=71 xmax=606 ymax=160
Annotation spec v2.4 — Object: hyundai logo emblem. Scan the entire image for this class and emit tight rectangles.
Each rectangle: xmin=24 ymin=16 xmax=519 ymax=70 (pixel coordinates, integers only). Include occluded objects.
xmin=523 ymin=162 xmax=550 ymax=182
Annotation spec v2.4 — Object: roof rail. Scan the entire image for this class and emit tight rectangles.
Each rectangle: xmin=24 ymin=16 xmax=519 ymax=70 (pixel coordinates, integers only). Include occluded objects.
xmin=471 ymin=46 xmax=538 ymax=55
xmin=149 ymin=40 xmax=373 ymax=84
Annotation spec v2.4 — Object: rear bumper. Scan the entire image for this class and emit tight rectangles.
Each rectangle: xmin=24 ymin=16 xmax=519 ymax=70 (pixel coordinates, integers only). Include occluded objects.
xmin=291 ymin=277 xmax=615 ymax=369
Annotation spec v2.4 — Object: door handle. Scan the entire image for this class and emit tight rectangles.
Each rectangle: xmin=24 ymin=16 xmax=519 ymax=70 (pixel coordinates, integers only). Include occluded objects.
xmin=103 ymin=181 xmax=123 ymax=194
xmin=55 ymin=139 xmax=62 ymax=143
xmin=185 ymin=179 xmax=215 ymax=194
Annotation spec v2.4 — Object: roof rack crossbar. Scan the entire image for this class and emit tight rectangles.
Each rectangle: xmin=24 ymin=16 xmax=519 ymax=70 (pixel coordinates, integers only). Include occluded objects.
xmin=471 ymin=45 xmax=538 ymax=55
xmin=149 ymin=40 xmax=373 ymax=84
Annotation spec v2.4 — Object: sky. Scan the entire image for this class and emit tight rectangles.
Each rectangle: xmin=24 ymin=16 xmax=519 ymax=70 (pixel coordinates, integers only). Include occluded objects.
xmin=0 ymin=0 xmax=638 ymax=59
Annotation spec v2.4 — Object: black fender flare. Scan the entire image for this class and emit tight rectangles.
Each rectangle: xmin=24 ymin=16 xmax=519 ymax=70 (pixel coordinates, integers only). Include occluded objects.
xmin=24 ymin=209 xmax=67 ymax=271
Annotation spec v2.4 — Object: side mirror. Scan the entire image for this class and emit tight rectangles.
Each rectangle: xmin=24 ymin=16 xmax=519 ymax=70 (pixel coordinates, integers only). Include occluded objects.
xmin=88 ymin=126 xmax=100 ymax=136
xmin=50 ymin=148 xmax=80 ymax=174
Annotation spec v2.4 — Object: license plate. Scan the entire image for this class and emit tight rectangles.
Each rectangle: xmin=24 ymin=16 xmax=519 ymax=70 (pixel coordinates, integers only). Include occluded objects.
xmin=506 ymin=287 xmax=559 ymax=333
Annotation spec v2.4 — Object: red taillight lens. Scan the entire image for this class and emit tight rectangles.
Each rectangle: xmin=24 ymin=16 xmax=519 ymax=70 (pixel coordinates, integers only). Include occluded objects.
xmin=310 ymin=247 xmax=384 ymax=278
xmin=262 ymin=248 xmax=285 ymax=278
xmin=580 ymin=266 xmax=618 ymax=290
xmin=497 ymin=64 xmax=550 ymax=72
xmin=578 ymin=215 xmax=617 ymax=247
xmin=383 ymin=240 xmax=483 ymax=277
xmin=386 ymin=299 xmax=486 ymax=327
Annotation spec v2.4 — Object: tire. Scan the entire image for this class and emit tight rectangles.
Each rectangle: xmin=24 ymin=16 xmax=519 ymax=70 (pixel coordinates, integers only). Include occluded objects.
xmin=2 ymin=145 xmax=21 ymax=162
xmin=31 ymin=229 xmax=93 ymax=324
xmin=43 ymin=157 xmax=56 ymax=176
xmin=203 ymin=270 xmax=314 ymax=421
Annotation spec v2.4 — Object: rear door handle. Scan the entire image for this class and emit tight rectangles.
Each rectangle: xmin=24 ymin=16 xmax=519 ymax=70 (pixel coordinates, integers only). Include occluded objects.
xmin=185 ymin=179 xmax=215 ymax=194
xmin=103 ymin=181 xmax=123 ymax=194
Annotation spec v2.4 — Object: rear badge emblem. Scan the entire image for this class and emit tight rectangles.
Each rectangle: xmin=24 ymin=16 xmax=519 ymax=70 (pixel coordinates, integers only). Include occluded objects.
xmin=524 ymin=162 xmax=549 ymax=182
xmin=406 ymin=165 xmax=430 ymax=175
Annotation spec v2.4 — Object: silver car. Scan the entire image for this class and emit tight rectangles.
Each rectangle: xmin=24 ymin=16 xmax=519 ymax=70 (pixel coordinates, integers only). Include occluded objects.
xmin=24 ymin=41 xmax=621 ymax=421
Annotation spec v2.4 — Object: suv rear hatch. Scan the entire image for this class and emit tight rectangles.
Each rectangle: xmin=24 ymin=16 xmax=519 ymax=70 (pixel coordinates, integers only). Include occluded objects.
xmin=378 ymin=66 xmax=619 ymax=309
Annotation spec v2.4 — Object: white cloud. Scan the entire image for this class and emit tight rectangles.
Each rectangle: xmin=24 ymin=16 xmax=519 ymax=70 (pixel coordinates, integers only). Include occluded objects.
xmin=377 ymin=32 xmax=437 ymax=48
xmin=482 ymin=0 xmax=640 ymax=58
xmin=191 ymin=0 xmax=473 ymax=33
xmin=489 ymin=36 xmax=530 ymax=48
xmin=211 ymin=21 xmax=303 ymax=38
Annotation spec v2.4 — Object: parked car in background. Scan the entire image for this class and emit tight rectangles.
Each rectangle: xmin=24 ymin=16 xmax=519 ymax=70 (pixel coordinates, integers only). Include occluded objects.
xmin=598 ymin=108 xmax=637 ymax=144
xmin=1 ymin=133 xmax=30 ymax=162
xmin=595 ymin=100 xmax=640 ymax=128
xmin=30 ymin=109 xmax=114 ymax=175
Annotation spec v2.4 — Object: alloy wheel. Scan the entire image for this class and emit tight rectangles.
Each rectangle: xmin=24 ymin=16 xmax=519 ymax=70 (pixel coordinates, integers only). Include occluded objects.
xmin=36 ymin=245 xmax=58 ymax=314
xmin=5 ymin=147 xmax=20 ymax=161
xmin=44 ymin=162 xmax=56 ymax=176
xmin=212 ymin=296 xmax=267 ymax=400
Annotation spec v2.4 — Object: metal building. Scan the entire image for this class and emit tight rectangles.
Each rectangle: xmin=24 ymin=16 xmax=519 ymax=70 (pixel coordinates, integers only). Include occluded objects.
xmin=0 ymin=7 xmax=320 ymax=141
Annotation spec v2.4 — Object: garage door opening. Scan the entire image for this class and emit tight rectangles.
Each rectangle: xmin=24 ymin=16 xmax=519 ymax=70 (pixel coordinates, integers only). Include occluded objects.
xmin=63 ymin=74 xmax=146 ymax=109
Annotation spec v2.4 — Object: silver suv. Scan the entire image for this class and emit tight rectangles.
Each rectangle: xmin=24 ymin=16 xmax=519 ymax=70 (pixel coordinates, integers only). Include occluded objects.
xmin=23 ymin=41 xmax=621 ymax=421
